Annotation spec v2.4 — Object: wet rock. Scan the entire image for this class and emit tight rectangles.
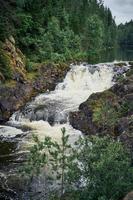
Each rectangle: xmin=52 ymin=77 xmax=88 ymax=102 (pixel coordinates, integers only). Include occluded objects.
xmin=88 ymin=65 xmax=98 ymax=74
xmin=35 ymin=110 xmax=45 ymax=121
xmin=69 ymin=111 xmax=95 ymax=135
xmin=129 ymin=61 xmax=133 ymax=66
xmin=0 ymin=173 xmax=24 ymax=200
xmin=48 ymin=115 xmax=55 ymax=125
xmin=0 ymin=83 xmax=33 ymax=122
xmin=116 ymin=116 xmax=133 ymax=134
xmin=0 ymin=186 xmax=18 ymax=200
xmin=124 ymin=93 xmax=133 ymax=102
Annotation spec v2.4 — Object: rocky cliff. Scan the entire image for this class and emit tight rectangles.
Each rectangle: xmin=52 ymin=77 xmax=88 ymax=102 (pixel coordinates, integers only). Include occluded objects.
xmin=0 ymin=37 xmax=70 ymax=122
xmin=0 ymin=36 xmax=27 ymax=83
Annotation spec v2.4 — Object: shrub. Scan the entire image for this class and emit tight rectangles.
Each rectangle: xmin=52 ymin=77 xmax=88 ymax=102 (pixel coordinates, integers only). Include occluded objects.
xmin=22 ymin=130 xmax=133 ymax=200
xmin=25 ymin=58 xmax=34 ymax=72
xmin=68 ymin=136 xmax=133 ymax=200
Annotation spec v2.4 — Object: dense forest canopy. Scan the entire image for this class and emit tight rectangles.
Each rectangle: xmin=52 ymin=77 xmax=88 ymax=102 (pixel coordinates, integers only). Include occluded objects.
xmin=0 ymin=0 xmax=117 ymax=63
xmin=118 ymin=20 xmax=133 ymax=47
xmin=0 ymin=0 xmax=133 ymax=69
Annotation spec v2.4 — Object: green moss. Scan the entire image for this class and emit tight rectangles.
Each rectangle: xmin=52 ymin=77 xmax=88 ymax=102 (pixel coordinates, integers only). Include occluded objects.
xmin=89 ymin=91 xmax=120 ymax=135
xmin=90 ymin=91 xmax=117 ymax=109
xmin=4 ymin=80 xmax=16 ymax=88
xmin=126 ymin=68 xmax=133 ymax=77
xmin=26 ymin=72 xmax=38 ymax=81
xmin=116 ymin=74 xmax=125 ymax=83
xmin=119 ymin=100 xmax=133 ymax=117
xmin=0 ymin=46 xmax=13 ymax=80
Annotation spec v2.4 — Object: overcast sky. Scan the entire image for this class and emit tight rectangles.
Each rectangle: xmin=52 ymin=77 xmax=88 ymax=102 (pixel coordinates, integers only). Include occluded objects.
xmin=104 ymin=0 xmax=133 ymax=24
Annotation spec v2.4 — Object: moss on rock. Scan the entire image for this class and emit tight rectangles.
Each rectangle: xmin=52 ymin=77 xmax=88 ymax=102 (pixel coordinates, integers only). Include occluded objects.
xmin=0 ymin=48 xmax=13 ymax=80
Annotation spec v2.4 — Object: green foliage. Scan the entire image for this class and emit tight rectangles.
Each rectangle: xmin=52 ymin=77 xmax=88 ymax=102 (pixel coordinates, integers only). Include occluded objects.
xmin=67 ymin=136 xmax=133 ymax=200
xmin=16 ymin=12 xmax=33 ymax=36
xmin=118 ymin=20 xmax=133 ymax=46
xmin=15 ymin=12 xmax=34 ymax=53
xmin=82 ymin=15 xmax=104 ymax=63
xmin=0 ymin=0 xmax=117 ymax=65
xmin=48 ymin=127 xmax=71 ymax=197
xmin=119 ymin=100 xmax=133 ymax=116
xmin=25 ymin=58 xmax=34 ymax=72
xmin=22 ymin=128 xmax=71 ymax=198
xmin=36 ymin=17 xmax=82 ymax=62
xmin=92 ymin=98 xmax=120 ymax=134
xmin=22 ymin=134 xmax=55 ymax=179
xmin=16 ymin=0 xmax=28 ymax=8
xmin=22 ymin=129 xmax=133 ymax=200
xmin=0 ymin=47 xmax=13 ymax=80
xmin=0 ymin=0 xmax=16 ymax=40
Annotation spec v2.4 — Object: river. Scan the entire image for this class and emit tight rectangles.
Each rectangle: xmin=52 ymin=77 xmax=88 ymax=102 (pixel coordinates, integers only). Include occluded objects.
xmin=0 ymin=57 xmax=132 ymax=198
xmin=99 ymin=46 xmax=133 ymax=63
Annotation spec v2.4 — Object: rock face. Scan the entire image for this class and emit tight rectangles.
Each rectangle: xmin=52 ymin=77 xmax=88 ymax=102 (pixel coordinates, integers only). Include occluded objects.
xmin=0 ymin=63 xmax=69 ymax=123
xmin=0 ymin=37 xmax=70 ymax=122
xmin=1 ymin=37 xmax=27 ymax=82
xmin=123 ymin=192 xmax=133 ymax=200
xmin=69 ymin=64 xmax=133 ymax=148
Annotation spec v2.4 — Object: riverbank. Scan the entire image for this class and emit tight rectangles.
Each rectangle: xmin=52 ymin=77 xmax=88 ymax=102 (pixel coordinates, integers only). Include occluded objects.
xmin=0 ymin=63 xmax=70 ymax=123
xmin=0 ymin=38 xmax=70 ymax=123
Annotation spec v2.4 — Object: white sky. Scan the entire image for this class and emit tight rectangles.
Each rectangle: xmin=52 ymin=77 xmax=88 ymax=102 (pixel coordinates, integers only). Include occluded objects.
xmin=104 ymin=0 xmax=133 ymax=24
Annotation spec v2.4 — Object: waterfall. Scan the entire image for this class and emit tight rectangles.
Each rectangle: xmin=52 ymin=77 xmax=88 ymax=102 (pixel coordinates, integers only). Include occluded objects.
xmin=0 ymin=62 xmax=130 ymax=144
xmin=0 ymin=61 xmax=130 ymax=198
xmin=6 ymin=63 xmax=116 ymax=144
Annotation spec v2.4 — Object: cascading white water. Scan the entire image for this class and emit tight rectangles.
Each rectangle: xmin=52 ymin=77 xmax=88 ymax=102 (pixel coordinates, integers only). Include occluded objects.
xmin=6 ymin=63 xmax=116 ymax=145
xmin=0 ymin=61 xmax=129 ymax=149
xmin=0 ymin=61 xmax=130 ymax=199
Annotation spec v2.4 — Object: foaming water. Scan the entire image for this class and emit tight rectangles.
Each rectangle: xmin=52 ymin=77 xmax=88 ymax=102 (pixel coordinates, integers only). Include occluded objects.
xmin=0 ymin=126 xmax=23 ymax=138
xmin=0 ymin=61 xmax=128 ymax=149
xmin=7 ymin=63 xmax=116 ymax=145
xmin=0 ymin=61 xmax=131 ymax=199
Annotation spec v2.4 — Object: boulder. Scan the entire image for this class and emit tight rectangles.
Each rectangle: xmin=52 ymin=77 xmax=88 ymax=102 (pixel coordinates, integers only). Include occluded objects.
xmin=70 ymin=90 xmax=119 ymax=136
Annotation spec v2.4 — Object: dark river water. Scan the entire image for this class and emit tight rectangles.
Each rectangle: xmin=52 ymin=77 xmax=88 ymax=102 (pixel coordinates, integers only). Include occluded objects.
xmin=100 ymin=46 xmax=133 ymax=63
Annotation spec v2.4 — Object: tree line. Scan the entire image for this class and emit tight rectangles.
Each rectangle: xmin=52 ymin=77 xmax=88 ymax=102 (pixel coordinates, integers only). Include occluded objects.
xmin=0 ymin=0 xmax=117 ymax=63
xmin=118 ymin=20 xmax=133 ymax=47
xmin=0 ymin=0 xmax=133 ymax=77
